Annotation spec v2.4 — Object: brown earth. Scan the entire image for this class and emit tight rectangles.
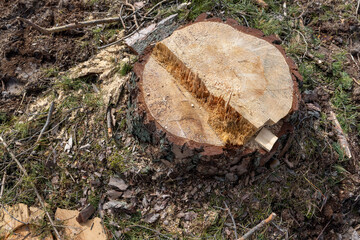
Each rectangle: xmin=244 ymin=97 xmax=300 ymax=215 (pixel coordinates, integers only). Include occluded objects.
xmin=0 ymin=0 xmax=112 ymax=115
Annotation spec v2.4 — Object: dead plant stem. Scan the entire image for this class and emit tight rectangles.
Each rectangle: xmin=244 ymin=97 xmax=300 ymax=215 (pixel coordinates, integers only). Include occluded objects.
xmin=36 ymin=101 xmax=55 ymax=143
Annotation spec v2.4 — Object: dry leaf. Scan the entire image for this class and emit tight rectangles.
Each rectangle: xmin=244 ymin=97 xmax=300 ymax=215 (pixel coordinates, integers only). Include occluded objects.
xmin=55 ymin=208 xmax=107 ymax=240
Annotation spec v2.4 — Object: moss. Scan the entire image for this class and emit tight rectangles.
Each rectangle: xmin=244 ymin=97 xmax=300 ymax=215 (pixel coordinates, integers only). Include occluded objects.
xmin=107 ymin=152 xmax=127 ymax=172
xmin=0 ymin=112 xmax=8 ymax=124
xmin=187 ymin=0 xmax=217 ymax=20
xmin=42 ymin=67 xmax=59 ymax=77
xmin=83 ymin=93 xmax=103 ymax=108
xmin=14 ymin=121 xmax=30 ymax=138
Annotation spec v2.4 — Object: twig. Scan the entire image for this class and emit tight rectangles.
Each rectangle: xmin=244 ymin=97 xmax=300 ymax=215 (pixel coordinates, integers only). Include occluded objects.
xmin=356 ymin=0 xmax=360 ymax=16
xmin=17 ymin=91 xmax=27 ymax=112
xmin=1 ymin=79 xmax=5 ymax=91
xmin=97 ymin=22 xmax=144 ymax=49
xmin=294 ymin=29 xmax=308 ymax=58
xmin=17 ymin=16 xmax=124 ymax=34
xmin=352 ymin=77 xmax=360 ymax=86
xmin=303 ymin=174 xmax=326 ymax=200
xmin=328 ymin=111 xmax=352 ymax=159
xmin=144 ymin=0 xmax=168 ymax=17
xmin=106 ymin=107 xmax=113 ymax=137
xmin=348 ymin=53 xmax=359 ymax=70
xmin=278 ymin=132 xmax=295 ymax=158
xmin=224 ymin=201 xmax=238 ymax=239
xmin=316 ymin=220 xmax=331 ymax=240
xmin=36 ymin=102 xmax=55 ymax=143
xmin=0 ymin=204 xmax=29 ymax=225
xmin=129 ymin=225 xmax=172 ymax=240
xmin=119 ymin=4 xmax=126 ymax=30
xmin=272 ymin=222 xmax=289 ymax=240
xmin=125 ymin=0 xmax=139 ymax=28
xmin=0 ymin=172 xmax=6 ymax=198
xmin=0 ymin=136 xmax=62 ymax=240
xmin=305 ymin=52 xmax=327 ymax=71
xmin=238 ymin=213 xmax=276 ymax=240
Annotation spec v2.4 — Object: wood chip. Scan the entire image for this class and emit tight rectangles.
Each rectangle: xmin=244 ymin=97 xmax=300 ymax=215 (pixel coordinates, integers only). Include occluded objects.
xmin=255 ymin=128 xmax=278 ymax=152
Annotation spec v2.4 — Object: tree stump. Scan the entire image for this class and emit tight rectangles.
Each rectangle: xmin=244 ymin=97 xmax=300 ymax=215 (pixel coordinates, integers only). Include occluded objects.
xmin=132 ymin=15 xmax=301 ymax=175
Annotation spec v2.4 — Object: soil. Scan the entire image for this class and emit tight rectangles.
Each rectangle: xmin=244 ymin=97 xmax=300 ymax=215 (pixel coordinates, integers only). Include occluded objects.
xmin=0 ymin=0 xmax=110 ymax=114
xmin=1 ymin=0 xmax=360 ymax=239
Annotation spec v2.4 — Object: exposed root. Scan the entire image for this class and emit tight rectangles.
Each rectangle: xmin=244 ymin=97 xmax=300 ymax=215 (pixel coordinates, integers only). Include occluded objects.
xmin=152 ymin=43 xmax=256 ymax=145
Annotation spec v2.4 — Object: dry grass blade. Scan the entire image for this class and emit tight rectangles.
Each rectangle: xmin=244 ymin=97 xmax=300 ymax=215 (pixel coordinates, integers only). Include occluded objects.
xmin=36 ymin=101 xmax=55 ymax=143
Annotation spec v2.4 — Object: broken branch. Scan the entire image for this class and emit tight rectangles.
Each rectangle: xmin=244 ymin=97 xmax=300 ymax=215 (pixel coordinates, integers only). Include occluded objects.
xmin=144 ymin=0 xmax=168 ymax=18
xmin=98 ymin=22 xmax=145 ymax=49
xmin=125 ymin=0 xmax=139 ymax=28
xmin=119 ymin=4 xmax=126 ymax=30
xmin=224 ymin=201 xmax=238 ymax=239
xmin=0 ymin=171 xmax=6 ymax=199
xmin=238 ymin=212 xmax=276 ymax=240
xmin=0 ymin=136 xmax=62 ymax=240
xmin=17 ymin=16 xmax=124 ymax=34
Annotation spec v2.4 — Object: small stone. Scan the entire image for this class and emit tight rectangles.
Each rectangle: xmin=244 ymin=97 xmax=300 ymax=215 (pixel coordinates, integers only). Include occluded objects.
xmin=225 ymin=173 xmax=238 ymax=182
xmin=108 ymin=177 xmax=128 ymax=191
xmin=103 ymin=200 xmax=127 ymax=210
xmin=143 ymin=213 xmax=160 ymax=224
xmin=90 ymin=180 xmax=101 ymax=187
xmin=106 ymin=190 xmax=123 ymax=199
xmin=184 ymin=211 xmax=197 ymax=221
xmin=269 ymin=159 xmax=280 ymax=169
xmin=122 ymin=190 xmax=134 ymax=199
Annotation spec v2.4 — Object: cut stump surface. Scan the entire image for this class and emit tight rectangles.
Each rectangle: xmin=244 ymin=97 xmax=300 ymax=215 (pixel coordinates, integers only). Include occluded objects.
xmin=134 ymin=17 xmax=301 ymax=156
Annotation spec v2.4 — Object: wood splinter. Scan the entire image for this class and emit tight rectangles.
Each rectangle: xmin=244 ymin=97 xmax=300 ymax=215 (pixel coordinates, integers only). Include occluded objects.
xmin=328 ymin=111 xmax=352 ymax=159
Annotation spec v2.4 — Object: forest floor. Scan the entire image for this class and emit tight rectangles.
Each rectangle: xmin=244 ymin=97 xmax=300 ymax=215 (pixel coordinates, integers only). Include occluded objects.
xmin=1 ymin=0 xmax=360 ymax=239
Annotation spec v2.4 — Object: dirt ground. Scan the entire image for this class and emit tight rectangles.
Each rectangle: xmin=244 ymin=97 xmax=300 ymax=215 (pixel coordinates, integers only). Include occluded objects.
xmin=1 ymin=0 xmax=360 ymax=239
